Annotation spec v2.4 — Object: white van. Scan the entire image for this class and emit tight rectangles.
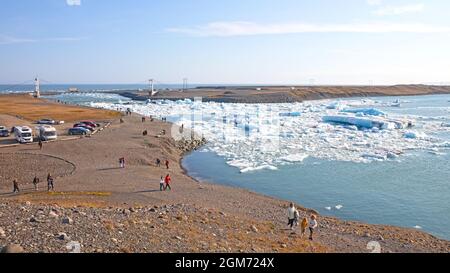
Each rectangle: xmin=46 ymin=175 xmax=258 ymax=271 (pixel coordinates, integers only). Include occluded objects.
xmin=14 ymin=126 xmax=34 ymax=143
xmin=37 ymin=125 xmax=57 ymax=141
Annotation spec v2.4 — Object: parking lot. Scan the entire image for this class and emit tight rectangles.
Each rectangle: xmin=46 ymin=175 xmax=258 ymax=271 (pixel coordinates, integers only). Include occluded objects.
xmin=0 ymin=114 xmax=109 ymax=147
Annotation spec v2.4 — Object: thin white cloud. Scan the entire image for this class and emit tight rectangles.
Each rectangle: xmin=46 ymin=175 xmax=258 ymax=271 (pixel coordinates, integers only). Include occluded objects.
xmin=66 ymin=0 xmax=81 ymax=6
xmin=167 ymin=21 xmax=450 ymax=37
xmin=0 ymin=35 xmax=35 ymax=45
xmin=373 ymin=4 xmax=425 ymax=16
xmin=0 ymin=35 xmax=86 ymax=45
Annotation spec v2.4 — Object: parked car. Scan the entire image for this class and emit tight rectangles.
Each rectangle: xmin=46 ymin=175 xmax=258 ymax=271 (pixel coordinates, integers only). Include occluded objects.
xmin=68 ymin=127 xmax=90 ymax=135
xmin=0 ymin=129 xmax=10 ymax=137
xmin=80 ymin=121 xmax=99 ymax=128
xmin=73 ymin=123 xmax=95 ymax=132
xmin=37 ymin=118 xmax=56 ymax=125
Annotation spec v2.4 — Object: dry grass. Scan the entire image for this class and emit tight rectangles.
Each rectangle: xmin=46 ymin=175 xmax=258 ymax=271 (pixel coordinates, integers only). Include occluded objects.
xmin=0 ymin=94 xmax=121 ymax=122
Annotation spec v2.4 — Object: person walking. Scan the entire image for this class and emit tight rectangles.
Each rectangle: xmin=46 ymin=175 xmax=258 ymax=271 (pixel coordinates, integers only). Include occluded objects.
xmin=287 ymin=203 xmax=298 ymax=230
xmin=33 ymin=176 xmax=40 ymax=191
xmin=13 ymin=179 xmax=20 ymax=193
xmin=309 ymin=215 xmax=318 ymax=241
xmin=38 ymin=139 xmax=43 ymax=150
xmin=300 ymin=217 xmax=309 ymax=238
xmin=47 ymin=174 xmax=54 ymax=192
xmin=119 ymin=157 xmax=125 ymax=168
xmin=156 ymin=158 xmax=161 ymax=167
xmin=165 ymin=160 xmax=170 ymax=169
xmin=159 ymin=176 xmax=165 ymax=191
xmin=164 ymin=174 xmax=172 ymax=191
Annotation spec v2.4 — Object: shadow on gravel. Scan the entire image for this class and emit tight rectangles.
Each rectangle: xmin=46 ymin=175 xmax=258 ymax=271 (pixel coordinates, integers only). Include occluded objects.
xmin=134 ymin=190 xmax=161 ymax=193
xmin=97 ymin=167 xmax=122 ymax=171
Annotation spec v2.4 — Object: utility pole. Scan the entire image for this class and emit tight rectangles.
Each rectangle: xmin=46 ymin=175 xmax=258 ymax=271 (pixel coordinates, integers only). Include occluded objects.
xmin=182 ymin=78 xmax=188 ymax=92
xmin=34 ymin=77 xmax=40 ymax=98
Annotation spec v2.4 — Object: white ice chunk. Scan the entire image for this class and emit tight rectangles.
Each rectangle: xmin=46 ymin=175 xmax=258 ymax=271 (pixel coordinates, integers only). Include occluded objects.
xmin=281 ymin=154 xmax=309 ymax=162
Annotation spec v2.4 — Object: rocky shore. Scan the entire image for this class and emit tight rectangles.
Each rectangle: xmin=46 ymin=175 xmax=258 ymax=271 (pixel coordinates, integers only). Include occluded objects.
xmin=1 ymin=96 xmax=449 ymax=253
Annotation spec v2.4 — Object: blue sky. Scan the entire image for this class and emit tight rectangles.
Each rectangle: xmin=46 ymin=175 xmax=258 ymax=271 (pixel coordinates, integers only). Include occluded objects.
xmin=1 ymin=0 xmax=450 ymax=85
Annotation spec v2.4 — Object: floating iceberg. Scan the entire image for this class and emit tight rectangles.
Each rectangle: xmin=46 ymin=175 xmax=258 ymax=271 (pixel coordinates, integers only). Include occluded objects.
xmin=342 ymin=108 xmax=385 ymax=117
xmin=323 ymin=115 xmax=384 ymax=129
xmin=279 ymin=112 xmax=301 ymax=117
xmin=89 ymin=96 xmax=450 ymax=172
xmin=281 ymin=154 xmax=309 ymax=162
xmin=240 ymin=164 xmax=278 ymax=173
xmin=326 ymin=102 xmax=346 ymax=110
xmin=404 ymin=132 xmax=428 ymax=139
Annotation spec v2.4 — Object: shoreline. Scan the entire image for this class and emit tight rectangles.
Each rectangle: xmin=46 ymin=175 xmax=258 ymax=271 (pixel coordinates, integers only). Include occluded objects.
xmin=1 ymin=94 xmax=449 ymax=253
xmin=48 ymin=93 xmax=450 ymax=242
xmin=112 ymin=84 xmax=450 ymax=104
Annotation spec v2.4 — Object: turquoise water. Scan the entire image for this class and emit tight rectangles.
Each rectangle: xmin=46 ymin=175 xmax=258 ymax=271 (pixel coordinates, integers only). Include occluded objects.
xmin=182 ymin=95 xmax=450 ymax=240
xmin=183 ymin=150 xmax=450 ymax=240
xmin=50 ymin=92 xmax=450 ymax=240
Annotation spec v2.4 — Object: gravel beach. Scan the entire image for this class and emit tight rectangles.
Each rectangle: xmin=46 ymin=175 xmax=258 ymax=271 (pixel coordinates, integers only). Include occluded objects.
xmin=1 ymin=98 xmax=449 ymax=253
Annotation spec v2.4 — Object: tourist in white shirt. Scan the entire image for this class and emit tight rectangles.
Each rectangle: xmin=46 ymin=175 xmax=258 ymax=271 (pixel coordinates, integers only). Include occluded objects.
xmin=287 ymin=203 xmax=298 ymax=230
xmin=309 ymin=214 xmax=318 ymax=241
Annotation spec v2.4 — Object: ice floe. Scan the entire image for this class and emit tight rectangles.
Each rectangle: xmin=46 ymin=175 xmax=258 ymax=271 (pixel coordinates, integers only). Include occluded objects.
xmin=90 ymin=97 xmax=450 ymax=172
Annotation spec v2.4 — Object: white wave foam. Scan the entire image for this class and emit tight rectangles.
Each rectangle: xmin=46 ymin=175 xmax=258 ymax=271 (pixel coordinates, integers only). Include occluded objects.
xmin=240 ymin=165 xmax=278 ymax=173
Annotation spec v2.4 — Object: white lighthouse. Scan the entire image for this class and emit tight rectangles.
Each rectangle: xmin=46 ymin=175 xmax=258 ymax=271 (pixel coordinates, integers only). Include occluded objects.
xmin=148 ymin=79 xmax=158 ymax=96
xmin=34 ymin=77 xmax=40 ymax=98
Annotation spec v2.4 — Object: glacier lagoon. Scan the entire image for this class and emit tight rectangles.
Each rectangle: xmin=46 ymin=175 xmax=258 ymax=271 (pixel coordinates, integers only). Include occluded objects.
xmin=54 ymin=93 xmax=450 ymax=240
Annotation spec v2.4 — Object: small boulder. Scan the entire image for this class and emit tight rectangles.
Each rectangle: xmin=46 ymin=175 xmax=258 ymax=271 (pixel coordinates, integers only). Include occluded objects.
xmin=62 ymin=216 xmax=74 ymax=225
xmin=0 ymin=227 xmax=6 ymax=237
xmin=57 ymin=233 xmax=70 ymax=241
xmin=49 ymin=211 xmax=59 ymax=218
xmin=1 ymin=244 xmax=24 ymax=253
xmin=251 ymin=225 xmax=259 ymax=233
